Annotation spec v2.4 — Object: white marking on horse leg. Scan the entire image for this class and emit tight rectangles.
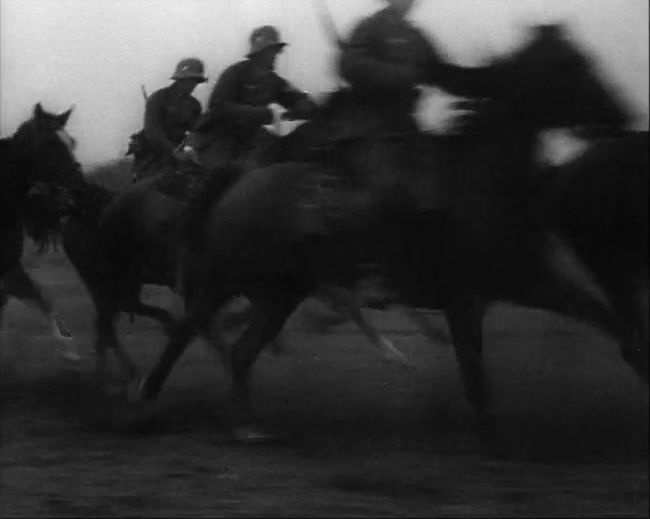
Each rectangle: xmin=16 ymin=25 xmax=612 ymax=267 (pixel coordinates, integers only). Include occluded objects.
xmin=546 ymin=232 xmax=610 ymax=307
xmin=49 ymin=314 xmax=82 ymax=362
xmin=4 ymin=265 xmax=81 ymax=361
xmin=376 ymin=335 xmax=413 ymax=366
xmin=322 ymin=284 xmax=412 ymax=367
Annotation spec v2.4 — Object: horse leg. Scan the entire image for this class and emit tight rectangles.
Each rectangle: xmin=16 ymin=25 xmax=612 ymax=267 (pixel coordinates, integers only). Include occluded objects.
xmin=125 ymin=300 xmax=175 ymax=332
xmin=213 ymin=296 xmax=290 ymax=357
xmin=539 ymin=232 xmax=635 ymax=337
xmin=444 ymin=295 xmax=489 ymax=416
xmin=402 ymin=307 xmax=450 ymax=345
xmin=297 ymin=289 xmax=350 ymax=332
xmin=138 ymin=315 xmax=202 ymax=401
xmin=0 ymin=282 xmax=7 ymax=337
xmin=93 ymin=308 xmax=113 ymax=390
xmin=95 ymin=303 xmax=139 ymax=393
xmin=3 ymin=263 xmax=81 ymax=362
xmin=318 ymin=283 xmax=411 ymax=366
xmin=597 ymin=266 xmax=649 ymax=384
xmin=627 ymin=272 xmax=649 ymax=382
xmin=229 ymin=293 xmax=302 ymax=439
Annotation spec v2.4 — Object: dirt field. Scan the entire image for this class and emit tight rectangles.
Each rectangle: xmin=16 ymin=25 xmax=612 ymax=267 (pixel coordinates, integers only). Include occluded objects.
xmin=1 ymin=245 xmax=647 ymax=517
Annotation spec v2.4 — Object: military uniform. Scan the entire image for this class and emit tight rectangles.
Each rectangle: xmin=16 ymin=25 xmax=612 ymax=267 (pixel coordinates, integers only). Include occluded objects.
xmin=203 ymin=60 xmax=312 ymax=158
xmin=340 ymin=7 xmax=440 ymax=121
xmin=131 ymin=58 xmax=206 ymax=181
xmin=194 ymin=26 xmax=316 ymax=167
xmin=323 ymin=4 xmax=486 ymax=211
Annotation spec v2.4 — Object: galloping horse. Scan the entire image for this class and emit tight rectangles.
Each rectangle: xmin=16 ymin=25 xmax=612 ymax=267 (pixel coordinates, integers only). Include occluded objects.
xmin=537 ymin=129 xmax=648 ymax=375
xmin=1 ymin=104 xmax=82 ymax=361
xmin=136 ymin=24 xmax=635 ymax=439
xmin=62 ymin=101 xmax=421 ymax=392
xmin=60 ymin=172 xmax=184 ymax=388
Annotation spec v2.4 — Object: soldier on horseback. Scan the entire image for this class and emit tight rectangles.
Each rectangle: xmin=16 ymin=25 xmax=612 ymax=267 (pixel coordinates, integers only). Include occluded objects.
xmin=280 ymin=0 xmax=497 ymax=310
xmin=129 ymin=58 xmax=207 ymax=182
xmin=334 ymin=0 xmax=486 ymax=139
xmin=193 ymin=25 xmax=318 ymax=169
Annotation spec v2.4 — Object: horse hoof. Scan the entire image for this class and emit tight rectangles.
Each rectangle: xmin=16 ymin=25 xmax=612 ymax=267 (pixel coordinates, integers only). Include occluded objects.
xmin=231 ymin=425 xmax=277 ymax=445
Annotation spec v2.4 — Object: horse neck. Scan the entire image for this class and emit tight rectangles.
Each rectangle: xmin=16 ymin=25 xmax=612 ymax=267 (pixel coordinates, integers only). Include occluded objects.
xmin=67 ymin=176 xmax=115 ymax=225
xmin=460 ymin=118 xmax=540 ymax=195
xmin=0 ymin=138 xmax=30 ymax=205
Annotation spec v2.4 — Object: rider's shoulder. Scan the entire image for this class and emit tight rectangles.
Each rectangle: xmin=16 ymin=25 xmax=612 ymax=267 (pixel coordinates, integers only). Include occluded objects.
xmin=221 ymin=60 xmax=250 ymax=79
xmin=145 ymin=86 xmax=170 ymax=109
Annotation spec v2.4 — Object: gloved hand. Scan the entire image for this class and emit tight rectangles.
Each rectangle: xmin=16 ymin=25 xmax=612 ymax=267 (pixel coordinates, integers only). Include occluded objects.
xmin=263 ymin=103 xmax=287 ymax=136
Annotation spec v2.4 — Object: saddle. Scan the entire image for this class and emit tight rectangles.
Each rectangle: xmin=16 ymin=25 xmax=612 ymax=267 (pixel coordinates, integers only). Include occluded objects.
xmin=155 ymin=162 xmax=206 ymax=201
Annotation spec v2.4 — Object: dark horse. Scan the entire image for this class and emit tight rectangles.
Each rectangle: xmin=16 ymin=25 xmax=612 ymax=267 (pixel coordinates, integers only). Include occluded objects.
xmin=60 ymin=171 xmax=187 ymax=388
xmin=133 ymin=24 xmax=639 ymax=431
xmin=59 ymin=118 xmax=419 ymax=391
xmin=58 ymin=153 xmax=392 ymax=393
xmin=537 ymin=129 xmax=648 ymax=369
xmin=135 ymin=24 xmax=638 ymax=438
xmin=1 ymin=104 xmax=82 ymax=361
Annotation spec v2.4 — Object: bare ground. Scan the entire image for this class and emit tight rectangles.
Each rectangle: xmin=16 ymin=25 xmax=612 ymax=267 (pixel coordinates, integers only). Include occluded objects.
xmin=1 ymin=246 xmax=647 ymax=517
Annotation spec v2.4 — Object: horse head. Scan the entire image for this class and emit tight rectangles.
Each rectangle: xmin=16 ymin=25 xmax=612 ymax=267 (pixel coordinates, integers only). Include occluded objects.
xmin=483 ymin=23 xmax=630 ymax=134
xmin=6 ymin=103 xmax=84 ymax=248
xmin=11 ymin=103 xmax=82 ymax=184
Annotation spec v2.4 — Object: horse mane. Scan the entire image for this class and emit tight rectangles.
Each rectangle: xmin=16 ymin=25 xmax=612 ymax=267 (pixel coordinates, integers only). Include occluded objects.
xmin=0 ymin=137 xmax=22 ymax=200
xmin=1 ymin=134 xmax=53 ymax=252
xmin=65 ymin=176 xmax=117 ymax=226
xmin=10 ymin=118 xmax=43 ymax=157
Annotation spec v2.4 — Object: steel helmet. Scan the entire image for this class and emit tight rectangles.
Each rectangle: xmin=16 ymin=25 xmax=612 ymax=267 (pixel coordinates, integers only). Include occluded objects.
xmin=171 ymin=58 xmax=208 ymax=83
xmin=247 ymin=25 xmax=287 ymax=57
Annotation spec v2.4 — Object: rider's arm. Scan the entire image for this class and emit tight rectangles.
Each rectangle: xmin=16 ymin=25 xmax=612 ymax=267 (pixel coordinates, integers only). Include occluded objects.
xmin=420 ymin=35 xmax=498 ymax=99
xmin=186 ymin=97 xmax=202 ymax=129
xmin=428 ymin=61 xmax=498 ymax=99
xmin=275 ymin=78 xmax=318 ymax=119
xmin=208 ymin=63 xmax=273 ymax=125
xmin=143 ymin=90 xmax=176 ymax=157
xmin=338 ymin=17 xmax=422 ymax=92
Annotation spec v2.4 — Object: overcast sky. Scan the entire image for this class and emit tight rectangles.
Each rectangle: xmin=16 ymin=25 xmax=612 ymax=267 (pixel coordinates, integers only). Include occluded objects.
xmin=1 ymin=0 xmax=648 ymax=166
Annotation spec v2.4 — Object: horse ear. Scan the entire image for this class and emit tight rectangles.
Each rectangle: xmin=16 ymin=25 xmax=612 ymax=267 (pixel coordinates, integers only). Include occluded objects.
xmin=57 ymin=105 xmax=74 ymax=127
xmin=34 ymin=102 xmax=46 ymax=119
